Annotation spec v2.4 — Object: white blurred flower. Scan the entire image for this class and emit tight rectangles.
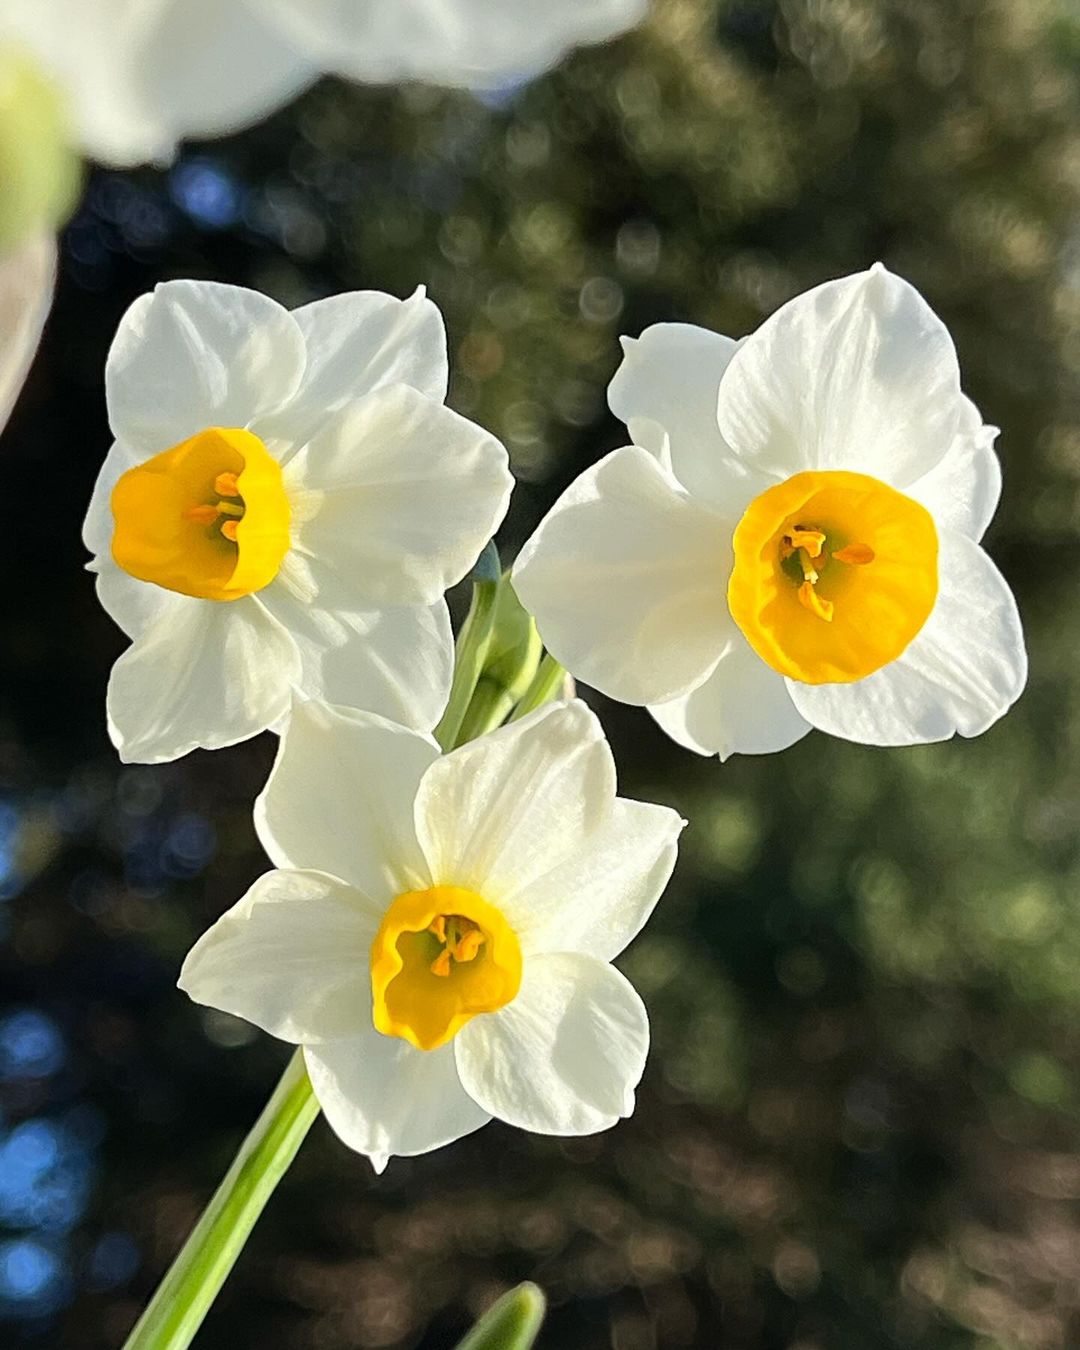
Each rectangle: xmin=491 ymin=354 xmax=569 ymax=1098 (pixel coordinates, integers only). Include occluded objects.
xmin=179 ymin=698 xmax=683 ymax=1171
xmin=514 ymin=266 xmax=1027 ymax=757
xmin=0 ymin=234 xmax=55 ymax=436
xmin=1 ymin=0 xmax=648 ymax=168
xmin=84 ymin=280 xmax=512 ymax=763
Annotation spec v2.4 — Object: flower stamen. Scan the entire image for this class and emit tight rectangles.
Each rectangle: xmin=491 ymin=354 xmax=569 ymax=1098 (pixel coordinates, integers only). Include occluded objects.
xmin=798 ymin=579 xmax=834 ymax=622
xmin=428 ymin=914 xmax=486 ymax=976
xmin=833 ymin=542 xmax=875 ymax=565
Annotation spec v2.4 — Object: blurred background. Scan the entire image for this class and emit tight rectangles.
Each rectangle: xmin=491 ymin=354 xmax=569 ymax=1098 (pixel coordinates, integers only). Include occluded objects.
xmin=1 ymin=0 xmax=1078 ymax=1345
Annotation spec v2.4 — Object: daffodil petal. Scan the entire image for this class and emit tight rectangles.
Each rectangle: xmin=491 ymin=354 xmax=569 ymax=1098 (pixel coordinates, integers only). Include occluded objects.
xmin=717 ymin=265 xmax=963 ymax=488
xmin=106 ymin=594 xmax=299 ymax=764
xmin=94 ymin=560 xmax=184 ymax=640
xmin=414 ymin=700 xmax=614 ymax=904
xmin=83 ymin=439 xmax=142 ymax=559
xmin=455 ymin=952 xmax=648 ymax=1135
xmin=906 ymin=396 xmax=1002 ymax=542
xmin=253 ymin=288 xmax=449 ymax=453
xmin=255 ymin=699 xmax=436 ymax=898
xmin=788 ymin=530 xmax=1026 ymax=744
xmin=0 ymin=0 xmax=172 ymax=166
xmin=648 ymin=636 xmax=811 ymax=759
xmin=500 ymin=799 xmax=683 ymax=961
xmin=130 ymin=0 xmax=316 ymax=155
xmin=179 ymin=869 xmax=381 ymax=1044
xmin=608 ymin=322 xmax=756 ymax=512
xmin=304 ymin=1033 xmax=490 ymax=1174
xmin=283 ymin=385 xmax=512 ymax=606
xmin=512 ymin=446 xmax=735 ymax=705
xmin=0 ymin=233 xmax=54 ymax=436
xmin=256 ymin=569 xmax=452 ymax=733
xmin=261 ymin=0 xmax=647 ymax=88
xmin=105 ymin=280 xmax=306 ymax=452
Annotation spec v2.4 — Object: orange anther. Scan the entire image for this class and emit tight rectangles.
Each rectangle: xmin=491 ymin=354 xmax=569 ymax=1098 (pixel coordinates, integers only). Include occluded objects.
xmin=783 ymin=528 xmax=826 ymax=559
xmin=182 ymin=504 xmax=220 ymax=524
xmin=452 ymin=929 xmax=485 ymax=964
xmin=833 ymin=542 xmax=875 ymax=565
xmin=214 ymin=471 xmax=240 ymax=498
xmin=221 ymin=520 xmax=239 ymax=543
xmin=798 ymin=580 xmax=834 ymax=622
xmin=430 ymin=949 xmax=452 ymax=978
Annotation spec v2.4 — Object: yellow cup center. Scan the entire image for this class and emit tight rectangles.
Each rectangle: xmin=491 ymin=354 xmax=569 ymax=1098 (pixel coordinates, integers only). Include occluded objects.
xmin=727 ymin=469 xmax=938 ymax=685
xmin=370 ymin=885 xmax=522 ymax=1052
xmin=110 ymin=427 xmax=291 ymax=602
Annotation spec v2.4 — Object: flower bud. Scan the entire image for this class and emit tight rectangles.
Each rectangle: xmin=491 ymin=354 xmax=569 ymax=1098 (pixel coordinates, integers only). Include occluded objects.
xmin=0 ymin=45 xmax=81 ymax=256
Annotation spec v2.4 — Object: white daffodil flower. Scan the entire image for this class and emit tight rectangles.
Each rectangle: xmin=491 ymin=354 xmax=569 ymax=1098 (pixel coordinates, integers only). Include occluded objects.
xmin=514 ymin=266 xmax=1027 ymax=757
xmin=1 ymin=0 xmax=648 ymax=168
xmin=0 ymin=234 xmax=55 ymax=436
xmin=179 ymin=698 xmax=683 ymax=1172
xmin=84 ymin=280 xmax=512 ymax=764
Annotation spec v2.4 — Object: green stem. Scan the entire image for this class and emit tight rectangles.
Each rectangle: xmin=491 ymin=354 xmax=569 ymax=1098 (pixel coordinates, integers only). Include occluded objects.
xmin=123 ymin=1049 xmax=318 ymax=1350
xmin=434 ymin=543 xmax=502 ymax=752
xmin=508 ymin=652 xmax=567 ymax=722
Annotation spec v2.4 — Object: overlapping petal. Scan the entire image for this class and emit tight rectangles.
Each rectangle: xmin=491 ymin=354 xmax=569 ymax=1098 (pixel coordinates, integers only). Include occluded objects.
xmin=178 ymin=870 xmax=382 ymax=1044
xmin=500 ymin=799 xmax=683 ymax=961
xmin=94 ymin=560 xmax=185 ymax=640
xmin=255 ymin=700 xmax=436 ymax=897
xmin=253 ymin=289 xmax=448 ymax=453
xmin=283 ymin=385 xmax=512 ymax=606
xmin=106 ymin=595 xmax=300 ymax=764
xmin=608 ymin=322 xmax=755 ymax=512
xmin=455 ymin=952 xmax=648 ymax=1135
xmin=649 ymin=637 xmax=811 ymax=759
xmin=906 ymin=396 xmax=1002 ymax=542
xmin=105 ymin=280 xmax=305 ymax=452
xmin=716 ymin=266 xmax=963 ymax=488
xmin=257 ymin=570 xmax=452 ymax=733
xmin=414 ymin=701 xmax=614 ymax=903
xmin=305 ymin=1033 xmax=490 ymax=1174
xmin=788 ymin=530 xmax=1026 ymax=744
xmin=513 ymin=447 xmax=734 ymax=705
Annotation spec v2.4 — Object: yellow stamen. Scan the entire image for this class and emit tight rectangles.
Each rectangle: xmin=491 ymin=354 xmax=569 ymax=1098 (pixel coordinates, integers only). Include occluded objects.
xmin=181 ymin=504 xmax=221 ymax=524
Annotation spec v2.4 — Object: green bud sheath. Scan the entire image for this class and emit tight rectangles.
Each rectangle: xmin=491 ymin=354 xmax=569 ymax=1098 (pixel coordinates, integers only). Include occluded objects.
xmin=454 ymin=1283 xmax=547 ymax=1350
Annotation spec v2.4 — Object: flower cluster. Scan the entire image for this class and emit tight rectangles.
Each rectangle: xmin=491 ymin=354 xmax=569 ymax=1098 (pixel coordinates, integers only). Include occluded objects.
xmin=83 ymin=265 xmax=1026 ymax=1172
